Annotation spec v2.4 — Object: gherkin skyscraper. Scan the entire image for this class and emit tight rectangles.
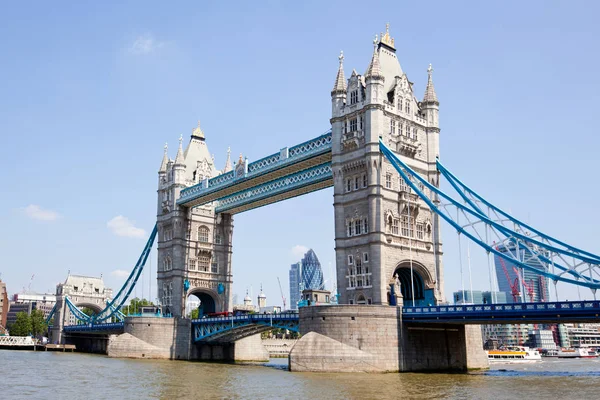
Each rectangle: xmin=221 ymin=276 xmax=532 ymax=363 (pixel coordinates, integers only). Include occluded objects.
xmin=301 ymin=249 xmax=324 ymax=290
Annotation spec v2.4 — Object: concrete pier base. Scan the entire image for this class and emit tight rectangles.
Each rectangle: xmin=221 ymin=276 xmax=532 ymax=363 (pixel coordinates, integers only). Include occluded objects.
xmin=289 ymin=305 xmax=488 ymax=373
xmin=197 ymin=333 xmax=269 ymax=362
xmin=107 ymin=317 xmax=191 ymax=360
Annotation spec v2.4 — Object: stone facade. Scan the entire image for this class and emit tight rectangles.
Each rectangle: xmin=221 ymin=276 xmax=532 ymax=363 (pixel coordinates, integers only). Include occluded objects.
xmin=331 ymin=26 xmax=443 ymax=307
xmin=157 ymin=124 xmax=234 ymax=317
xmin=50 ymin=274 xmax=112 ymax=344
xmin=289 ymin=305 xmax=488 ymax=372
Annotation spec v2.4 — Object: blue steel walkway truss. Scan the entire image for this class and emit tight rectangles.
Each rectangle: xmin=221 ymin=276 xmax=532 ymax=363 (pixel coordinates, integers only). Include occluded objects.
xmin=177 ymin=132 xmax=333 ymax=214
xmin=192 ymin=313 xmax=299 ymax=343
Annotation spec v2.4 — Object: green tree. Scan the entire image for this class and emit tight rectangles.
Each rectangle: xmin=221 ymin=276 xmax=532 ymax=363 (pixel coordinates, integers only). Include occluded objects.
xmin=9 ymin=311 xmax=32 ymax=336
xmin=81 ymin=307 xmax=95 ymax=317
xmin=122 ymin=298 xmax=153 ymax=315
xmin=30 ymin=309 xmax=47 ymax=337
xmin=190 ymin=308 xmax=200 ymax=319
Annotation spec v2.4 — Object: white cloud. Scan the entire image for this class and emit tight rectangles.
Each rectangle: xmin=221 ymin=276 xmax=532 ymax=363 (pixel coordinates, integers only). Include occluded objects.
xmin=291 ymin=245 xmax=309 ymax=259
xmin=107 ymin=215 xmax=146 ymax=238
xmin=111 ymin=269 xmax=130 ymax=278
xmin=129 ymin=34 xmax=164 ymax=55
xmin=21 ymin=204 xmax=60 ymax=221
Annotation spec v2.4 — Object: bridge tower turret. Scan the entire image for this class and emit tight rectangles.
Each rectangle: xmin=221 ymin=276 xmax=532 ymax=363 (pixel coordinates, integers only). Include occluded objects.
xmin=331 ymin=25 xmax=444 ymax=307
xmin=157 ymin=122 xmax=233 ymax=317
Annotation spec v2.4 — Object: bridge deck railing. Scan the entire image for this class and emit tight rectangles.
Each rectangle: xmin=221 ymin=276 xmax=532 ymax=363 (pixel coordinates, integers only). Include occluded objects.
xmin=191 ymin=312 xmax=298 ymax=325
xmin=403 ymin=300 xmax=599 ymax=314
xmin=178 ymin=132 xmax=332 ymax=205
xmin=63 ymin=322 xmax=125 ymax=332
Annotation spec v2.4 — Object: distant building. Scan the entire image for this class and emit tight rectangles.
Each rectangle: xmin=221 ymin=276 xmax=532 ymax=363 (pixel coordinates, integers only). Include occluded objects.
xmin=289 ymin=262 xmax=301 ymax=310
xmin=558 ymin=324 xmax=600 ymax=348
xmin=301 ymin=250 xmax=324 ymax=290
xmin=529 ymin=329 xmax=557 ymax=350
xmin=453 ymin=290 xmax=507 ymax=305
xmin=257 ymin=285 xmax=267 ymax=308
xmin=0 ymin=280 xmax=9 ymax=329
xmin=289 ymin=250 xmax=325 ymax=309
xmin=6 ymin=292 xmax=57 ymax=327
xmin=494 ymin=242 xmax=550 ymax=303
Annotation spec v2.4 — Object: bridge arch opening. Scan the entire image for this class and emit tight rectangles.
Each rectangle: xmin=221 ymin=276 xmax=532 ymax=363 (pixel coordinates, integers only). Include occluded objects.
xmin=187 ymin=290 xmax=218 ymax=318
xmin=75 ymin=302 xmax=104 ymax=315
xmin=392 ymin=261 xmax=436 ymax=306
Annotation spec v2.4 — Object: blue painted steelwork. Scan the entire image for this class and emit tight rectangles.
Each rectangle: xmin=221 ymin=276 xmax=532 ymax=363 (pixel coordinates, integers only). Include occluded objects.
xmin=65 ymin=296 xmax=92 ymax=324
xmin=402 ymin=300 xmax=600 ymax=324
xmin=215 ymin=163 xmax=332 ymax=213
xmin=378 ymin=140 xmax=600 ymax=291
xmin=63 ymin=322 xmax=125 ymax=333
xmin=178 ymin=131 xmax=332 ymax=206
xmin=65 ymin=224 xmax=158 ymax=324
xmin=437 ymin=160 xmax=600 ymax=263
xmin=45 ymin=302 xmax=57 ymax=325
xmin=191 ymin=312 xmax=299 ymax=342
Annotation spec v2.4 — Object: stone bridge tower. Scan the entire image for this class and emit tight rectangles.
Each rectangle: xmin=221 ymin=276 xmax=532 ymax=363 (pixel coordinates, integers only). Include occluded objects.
xmin=157 ymin=123 xmax=233 ymax=317
xmin=49 ymin=274 xmax=113 ymax=343
xmin=331 ymin=26 xmax=443 ymax=307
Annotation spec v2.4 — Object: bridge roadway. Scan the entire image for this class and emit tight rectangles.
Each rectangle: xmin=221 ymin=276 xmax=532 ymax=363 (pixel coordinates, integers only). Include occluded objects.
xmin=60 ymin=301 xmax=600 ymax=341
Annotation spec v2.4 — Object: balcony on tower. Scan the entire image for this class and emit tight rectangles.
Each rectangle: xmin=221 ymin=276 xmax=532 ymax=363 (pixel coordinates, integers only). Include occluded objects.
xmin=397 ymin=135 xmax=421 ymax=157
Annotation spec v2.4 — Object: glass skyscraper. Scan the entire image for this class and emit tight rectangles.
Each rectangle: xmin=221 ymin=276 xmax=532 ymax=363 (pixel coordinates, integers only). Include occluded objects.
xmin=289 ymin=249 xmax=324 ymax=309
xmin=494 ymin=242 xmax=550 ymax=303
xmin=301 ymin=249 xmax=324 ymax=290
xmin=289 ymin=262 xmax=301 ymax=310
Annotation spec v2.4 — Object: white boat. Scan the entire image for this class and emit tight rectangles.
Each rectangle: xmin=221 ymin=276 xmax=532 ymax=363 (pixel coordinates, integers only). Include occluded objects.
xmin=486 ymin=346 xmax=542 ymax=363
xmin=557 ymin=348 xmax=597 ymax=358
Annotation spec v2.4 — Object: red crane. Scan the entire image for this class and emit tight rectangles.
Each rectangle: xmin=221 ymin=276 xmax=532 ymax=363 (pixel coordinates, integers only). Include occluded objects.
xmin=512 ymin=266 xmax=534 ymax=302
xmin=496 ymin=246 xmax=521 ymax=302
xmin=539 ymin=276 xmax=547 ymax=302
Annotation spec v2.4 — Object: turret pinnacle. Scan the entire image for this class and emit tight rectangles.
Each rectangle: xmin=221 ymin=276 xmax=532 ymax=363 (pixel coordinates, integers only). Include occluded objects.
xmin=365 ymin=35 xmax=383 ymax=79
xmin=423 ymin=64 xmax=439 ymax=104
xmin=191 ymin=120 xmax=205 ymax=140
xmin=159 ymin=142 xmax=168 ymax=173
xmin=223 ymin=146 xmax=232 ymax=173
xmin=174 ymin=134 xmax=185 ymax=165
xmin=331 ymin=51 xmax=347 ymax=94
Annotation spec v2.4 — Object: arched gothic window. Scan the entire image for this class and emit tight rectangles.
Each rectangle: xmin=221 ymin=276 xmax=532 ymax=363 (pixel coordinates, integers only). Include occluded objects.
xmin=198 ymin=226 xmax=209 ymax=243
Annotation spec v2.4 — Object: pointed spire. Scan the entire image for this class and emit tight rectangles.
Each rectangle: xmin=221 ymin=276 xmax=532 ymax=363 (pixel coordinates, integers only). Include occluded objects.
xmin=174 ymin=134 xmax=185 ymax=165
xmin=159 ymin=142 xmax=169 ymax=172
xmin=191 ymin=120 xmax=204 ymax=140
xmin=423 ymin=63 xmax=439 ymax=104
xmin=223 ymin=146 xmax=232 ymax=172
xmin=331 ymin=50 xmax=347 ymax=95
xmin=365 ymin=35 xmax=383 ymax=79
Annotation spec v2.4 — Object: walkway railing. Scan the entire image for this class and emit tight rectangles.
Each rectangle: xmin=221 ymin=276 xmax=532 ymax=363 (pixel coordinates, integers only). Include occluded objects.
xmin=192 ymin=312 xmax=299 ymax=342
xmin=178 ymin=131 xmax=332 ymax=205
xmin=403 ymin=300 xmax=600 ymax=323
xmin=63 ymin=322 xmax=125 ymax=332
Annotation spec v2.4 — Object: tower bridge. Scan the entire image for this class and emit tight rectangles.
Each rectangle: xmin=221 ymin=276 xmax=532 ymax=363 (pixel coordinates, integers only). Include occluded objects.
xmin=53 ymin=25 xmax=600 ymax=372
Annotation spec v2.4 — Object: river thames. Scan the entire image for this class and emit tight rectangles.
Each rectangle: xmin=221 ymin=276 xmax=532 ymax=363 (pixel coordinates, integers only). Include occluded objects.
xmin=1 ymin=351 xmax=599 ymax=399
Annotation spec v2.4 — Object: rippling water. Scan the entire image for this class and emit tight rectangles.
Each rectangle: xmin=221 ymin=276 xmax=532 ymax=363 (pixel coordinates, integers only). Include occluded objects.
xmin=1 ymin=351 xmax=599 ymax=399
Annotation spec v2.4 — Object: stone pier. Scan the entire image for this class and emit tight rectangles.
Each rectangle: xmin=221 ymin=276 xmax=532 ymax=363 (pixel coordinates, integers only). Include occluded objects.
xmin=105 ymin=317 xmax=269 ymax=362
xmin=289 ymin=305 xmax=488 ymax=372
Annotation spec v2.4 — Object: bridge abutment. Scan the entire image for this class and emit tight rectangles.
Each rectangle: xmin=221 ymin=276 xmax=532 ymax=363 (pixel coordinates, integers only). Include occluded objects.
xmin=107 ymin=317 xmax=192 ymax=360
xmin=197 ymin=333 xmax=269 ymax=363
xmin=289 ymin=305 xmax=488 ymax=372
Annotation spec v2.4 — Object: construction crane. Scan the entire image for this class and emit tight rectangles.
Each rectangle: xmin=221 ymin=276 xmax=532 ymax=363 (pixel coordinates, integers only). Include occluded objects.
xmin=22 ymin=274 xmax=35 ymax=294
xmin=496 ymin=247 xmax=521 ymax=302
xmin=518 ymin=269 xmax=534 ymax=302
xmin=277 ymin=277 xmax=287 ymax=311
xmin=539 ymin=276 xmax=547 ymax=302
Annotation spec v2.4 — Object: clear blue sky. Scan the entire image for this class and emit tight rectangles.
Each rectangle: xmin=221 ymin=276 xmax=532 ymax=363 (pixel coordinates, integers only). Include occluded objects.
xmin=1 ymin=1 xmax=599 ymax=305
